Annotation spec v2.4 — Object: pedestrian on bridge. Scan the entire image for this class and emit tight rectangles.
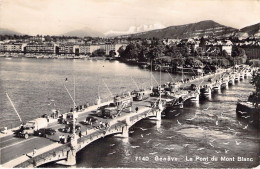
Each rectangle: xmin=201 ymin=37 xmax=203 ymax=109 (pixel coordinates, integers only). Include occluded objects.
xmin=33 ymin=148 xmax=37 ymax=156
xmin=79 ymin=130 xmax=82 ymax=138
xmin=135 ymin=107 xmax=139 ymax=113
xmin=67 ymin=135 xmax=71 ymax=142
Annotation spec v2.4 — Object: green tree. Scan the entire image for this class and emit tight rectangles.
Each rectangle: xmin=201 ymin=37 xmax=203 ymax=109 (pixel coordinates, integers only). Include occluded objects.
xmin=147 ymin=46 xmax=162 ymax=61
xmin=117 ymin=46 xmax=125 ymax=57
xmin=92 ymin=49 xmax=106 ymax=57
xmin=250 ymin=71 xmax=260 ymax=108
xmin=109 ymin=50 xmax=116 ymax=57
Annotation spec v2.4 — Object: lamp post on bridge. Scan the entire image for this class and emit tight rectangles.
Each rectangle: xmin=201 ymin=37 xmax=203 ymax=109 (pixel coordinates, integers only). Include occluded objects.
xmin=71 ymin=76 xmax=78 ymax=150
xmin=158 ymin=65 xmax=163 ymax=112
xmin=150 ymin=59 xmax=153 ymax=91
xmin=60 ymin=77 xmax=78 ymax=166
xmin=63 ymin=78 xmax=78 ymax=150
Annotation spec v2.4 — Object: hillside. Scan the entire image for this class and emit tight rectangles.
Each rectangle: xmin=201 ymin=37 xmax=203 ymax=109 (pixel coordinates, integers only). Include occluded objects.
xmin=239 ymin=22 xmax=260 ymax=38
xmin=126 ymin=20 xmax=237 ymax=39
xmin=61 ymin=27 xmax=104 ymax=37
xmin=0 ymin=28 xmax=21 ymax=35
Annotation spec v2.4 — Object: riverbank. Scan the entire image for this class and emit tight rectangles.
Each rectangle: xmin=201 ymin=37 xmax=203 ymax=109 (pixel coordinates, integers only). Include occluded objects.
xmin=0 ymin=52 xmax=116 ymax=60
xmin=117 ymin=57 xmax=209 ymax=76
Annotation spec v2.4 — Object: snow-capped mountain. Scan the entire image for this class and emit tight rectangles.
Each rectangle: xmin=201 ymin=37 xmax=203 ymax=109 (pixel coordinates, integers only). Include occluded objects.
xmin=104 ymin=23 xmax=165 ymax=37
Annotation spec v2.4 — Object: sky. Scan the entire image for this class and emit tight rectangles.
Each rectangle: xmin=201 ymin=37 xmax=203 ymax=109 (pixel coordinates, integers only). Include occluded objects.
xmin=0 ymin=0 xmax=260 ymax=35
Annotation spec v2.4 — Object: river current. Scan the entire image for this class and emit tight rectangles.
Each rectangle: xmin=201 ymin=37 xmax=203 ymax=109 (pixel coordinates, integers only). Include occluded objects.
xmin=0 ymin=58 xmax=259 ymax=168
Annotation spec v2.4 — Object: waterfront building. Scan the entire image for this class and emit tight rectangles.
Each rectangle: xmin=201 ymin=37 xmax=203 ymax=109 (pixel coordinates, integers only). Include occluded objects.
xmin=0 ymin=43 xmax=27 ymax=53
xmin=79 ymin=45 xmax=90 ymax=55
xmin=30 ymin=36 xmax=45 ymax=42
xmin=89 ymin=44 xmax=101 ymax=54
xmin=57 ymin=44 xmax=66 ymax=54
xmin=222 ymin=40 xmax=233 ymax=56
xmin=240 ymin=45 xmax=260 ymax=60
xmin=205 ymin=40 xmax=233 ymax=56
xmin=25 ymin=43 xmax=55 ymax=54
xmin=0 ymin=44 xmax=3 ymax=51
xmin=100 ymin=43 xmax=115 ymax=55
xmin=64 ymin=44 xmax=74 ymax=54
xmin=73 ymin=45 xmax=80 ymax=56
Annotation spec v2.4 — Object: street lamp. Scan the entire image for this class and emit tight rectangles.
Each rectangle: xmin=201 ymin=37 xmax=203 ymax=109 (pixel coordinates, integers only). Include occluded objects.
xmin=63 ymin=78 xmax=77 ymax=149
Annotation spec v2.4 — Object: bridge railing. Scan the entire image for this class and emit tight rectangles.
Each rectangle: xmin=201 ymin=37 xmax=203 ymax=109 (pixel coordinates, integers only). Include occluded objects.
xmin=77 ymin=123 xmax=126 ymax=151
xmin=129 ymin=107 xmax=156 ymax=123
xmin=0 ymin=123 xmax=19 ymax=132
xmin=15 ymin=144 xmax=70 ymax=168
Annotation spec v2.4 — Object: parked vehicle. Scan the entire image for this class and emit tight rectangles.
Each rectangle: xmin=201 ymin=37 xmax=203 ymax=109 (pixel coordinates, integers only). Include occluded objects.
xmin=62 ymin=123 xmax=81 ymax=133
xmin=190 ymin=84 xmax=197 ymax=91
xmin=97 ymin=94 xmax=133 ymax=119
xmin=83 ymin=116 xmax=98 ymax=125
xmin=66 ymin=112 xmax=78 ymax=123
xmin=133 ymin=89 xmax=150 ymax=101
xmin=58 ymin=114 xmax=66 ymax=124
xmin=15 ymin=118 xmax=48 ymax=139
xmin=35 ymin=128 xmax=56 ymax=137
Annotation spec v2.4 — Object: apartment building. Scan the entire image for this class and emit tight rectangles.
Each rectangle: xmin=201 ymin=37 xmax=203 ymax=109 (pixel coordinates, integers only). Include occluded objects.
xmin=89 ymin=44 xmax=100 ymax=54
xmin=0 ymin=43 xmax=27 ymax=52
xmin=99 ymin=43 xmax=115 ymax=55
xmin=78 ymin=45 xmax=90 ymax=55
xmin=25 ymin=43 xmax=55 ymax=53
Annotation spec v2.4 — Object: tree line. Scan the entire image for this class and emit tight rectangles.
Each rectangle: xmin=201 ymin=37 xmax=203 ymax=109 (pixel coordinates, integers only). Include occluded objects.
xmin=117 ymin=38 xmax=247 ymax=67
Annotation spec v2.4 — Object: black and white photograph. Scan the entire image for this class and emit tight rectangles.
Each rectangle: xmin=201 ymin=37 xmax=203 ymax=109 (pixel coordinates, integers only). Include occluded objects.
xmin=0 ymin=0 xmax=260 ymax=168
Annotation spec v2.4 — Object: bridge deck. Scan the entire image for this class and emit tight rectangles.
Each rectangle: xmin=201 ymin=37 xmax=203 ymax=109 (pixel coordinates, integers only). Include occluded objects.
xmin=0 ymin=67 xmax=249 ymax=168
xmin=1 ymin=96 xmax=158 ymax=167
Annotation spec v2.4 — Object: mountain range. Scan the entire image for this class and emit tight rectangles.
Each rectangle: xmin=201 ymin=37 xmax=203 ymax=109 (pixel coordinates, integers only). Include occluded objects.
xmin=60 ymin=26 xmax=104 ymax=37
xmin=0 ymin=20 xmax=260 ymax=39
xmin=235 ymin=22 xmax=260 ymax=39
xmin=0 ymin=28 xmax=21 ymax=35
xmin=125 ymin=20 xmax=237 ymax=39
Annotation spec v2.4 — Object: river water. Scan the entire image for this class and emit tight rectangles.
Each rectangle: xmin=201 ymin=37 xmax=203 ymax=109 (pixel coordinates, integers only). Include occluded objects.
xmin=0 ymin=58 xmax=259 ymax=168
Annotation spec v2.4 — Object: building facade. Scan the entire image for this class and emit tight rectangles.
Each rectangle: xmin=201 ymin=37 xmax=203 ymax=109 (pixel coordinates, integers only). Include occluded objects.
xmin=0 ymin=43 xmax=27 ymax=52
xmin=240 ymin=46 xmax=260 ymax=60
xmin=79 ymin=45 xmax=90 ymax=55
xmin=100 ymin=43 xmax=115 ymax=55
xmin=25 ymin=43 xmax=55 ymax=54
xmin=89 ymin=45 xmax=101 ymax=54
